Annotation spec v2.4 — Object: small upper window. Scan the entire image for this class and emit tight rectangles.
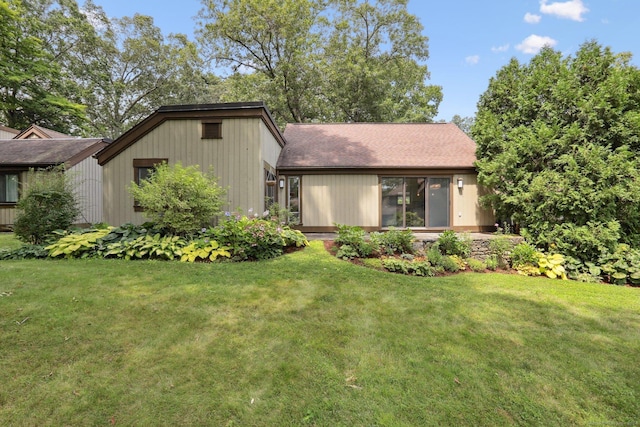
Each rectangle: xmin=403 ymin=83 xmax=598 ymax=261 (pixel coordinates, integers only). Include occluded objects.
xmin=202 ymin=121 xmax=222 ymax=139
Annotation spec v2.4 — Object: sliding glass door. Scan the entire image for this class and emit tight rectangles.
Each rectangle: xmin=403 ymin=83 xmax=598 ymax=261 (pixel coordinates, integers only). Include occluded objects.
xmin=381 ymin=177 xmax=450 ymax=228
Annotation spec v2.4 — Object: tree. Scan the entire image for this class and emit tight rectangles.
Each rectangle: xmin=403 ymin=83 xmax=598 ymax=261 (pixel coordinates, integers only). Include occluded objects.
xmin=472 ymin=41 xmax=640 ymax=261
xmin=451 ymin=115 xmax=474 ymax=135
xmin=0 ymin=0 xmax=87 ymax=133
xmin=13 ymin=167 xmax=80 ymax=244
xmin=197 ymin=0 xmax=441 ymax=125
xmin=128 ymin=162 xmax=226 ymax=235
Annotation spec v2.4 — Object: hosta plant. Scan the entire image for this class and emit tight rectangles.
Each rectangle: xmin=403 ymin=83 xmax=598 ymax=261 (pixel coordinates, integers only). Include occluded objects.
xmin=537 ymin=252 xmax=568 ymax=280
xmin=180 ymin=240 xmax=231 ymax=262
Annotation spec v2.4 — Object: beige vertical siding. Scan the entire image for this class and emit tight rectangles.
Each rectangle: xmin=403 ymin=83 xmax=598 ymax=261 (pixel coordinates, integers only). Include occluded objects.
xmin=103 ymin=117 xmax=279 ymax=226
xmin=69 ymin=157 xmax=102 ymax=224
xmin=301 ymin=175 xmax=379 ymax=227
xmin=452 ymin=173 xmax=494 ymax=228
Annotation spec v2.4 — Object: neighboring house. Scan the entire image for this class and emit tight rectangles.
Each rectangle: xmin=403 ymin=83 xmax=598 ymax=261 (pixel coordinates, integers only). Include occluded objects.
xmin=95 ymin=102 xmax=285 ymax=226
xmin=0 ymin=125 xmax=20 ymax=139
xmin=0 ymin=125 xmax=109 ymax=230
xmin=277 ymin=123 xmax=494 ymax=232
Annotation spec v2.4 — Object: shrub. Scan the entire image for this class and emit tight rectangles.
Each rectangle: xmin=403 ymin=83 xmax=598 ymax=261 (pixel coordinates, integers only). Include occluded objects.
xmin=441 ymin=256 xmax=462 ymax=273
xmin=334 ymin=223 xmax=374 ymax=258
xmin=510 ymin=242 xmax=538 ymax=268
xmin=537 ymin=252 xmax=568 ymax=280
xmin=467 ymin=258 xmax=486 ymax=272
xmin=102 ymin=234 xmax=187 ymax=261
xmin=436 ymin=230 xmax=471 ymax=258
xmin=336 ymin=244 xmax=359 ymax=260
xmin=0 ymin=245 xmax=48 ymax=260
xmin=13 ymin=167 xmax=80 ymax=244
xmin=425 ymin=246 xmax=444 ymax=267
xmin=489 ymin=235 xmax=514 ymax=269
xmin=370 ymin=228 xmax=414 ymax=255
xmin=46 ymin=227 xmax=113 ymax=259
xmin=180 ymin=239 xmax=230 ymax=262
xmin=128 ymin=162 xmax=226 ymax=235
xmin=382 ymin=258 xmax=434 ymax=277
xmin=485 ymin=256 xmax=498 ymax=271
xmin=212 ymin=215 xmax=285 ymax=261
xmin=598 ymin=244 xmax=640 ymax=285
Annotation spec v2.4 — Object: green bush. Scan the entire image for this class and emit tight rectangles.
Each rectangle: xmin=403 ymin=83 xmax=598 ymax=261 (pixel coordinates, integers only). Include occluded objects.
xmin=425 ymin=246 xmax=444 ymax=267
xmin=598 ymin=244 xmax=640 ymax=285
xmin=467 ymin=258 xmax=486 ymax=272
xmin=0 ymin=245 xmax=48 ymax=260
xmin=510 ymin=242 xmax=538 ymax=268
xmin=382 ymin=258 xmax=434 ymax=277
xmin=436 ymin=230 xmax=471 ymax=258
xmin=13 ymin=167 xmax=80 ymax=244
xmin=102 ymin=234 xmax=187 ymax=261
xmin=485 ymin=256 xmax=498 ymax=271
xmin=370 ymin=228 xmax=414 ymax=255
xmin=212 ymin=215 xmax=288 ymax=261
xmin=489 ymin=235 xmax=514 ymax=268
xmin=441 ymin=256 xmax=462 ymax=273
xmin=128 ymin=162 xmax=226 ymax=235
xmin=336 ymin=244 xmax=359 ymax=260
xmin=334 ymin=223 xmax=374 ymax=258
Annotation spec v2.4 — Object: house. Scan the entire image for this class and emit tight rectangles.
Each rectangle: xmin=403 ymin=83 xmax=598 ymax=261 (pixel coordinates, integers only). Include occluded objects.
xmin=0 ymin=125 xmax=109 ymax=229
xmin=0 ymin=125 xmax=19 ymax=139
xmin=96 ymin=102 xmax=494 ymax=232
xmin=277 ymin=123 xmax=494 ymax=232
xmin=95 ymin=102 xmax=285 ymax=226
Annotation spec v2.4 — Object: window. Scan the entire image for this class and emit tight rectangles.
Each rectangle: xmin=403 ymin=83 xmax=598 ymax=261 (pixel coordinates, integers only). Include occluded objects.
xmin=133 ymin=159 xmax=167 ymax=210
xmin=381 ymin=176 xmax=450 ymax=228
xmin=287 ymin=176 xmax=300 ymax=224
xmin=202 ymin=121 xmax=222 ymax=139
xmin=264 ymin=168 xmax=277 ymax=208
xmin=0 ymin=173 xmax=19 ymax=203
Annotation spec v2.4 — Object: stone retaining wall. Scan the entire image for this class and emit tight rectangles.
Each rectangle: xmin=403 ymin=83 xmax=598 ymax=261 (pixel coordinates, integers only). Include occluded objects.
xmin=415 ymin=234 xmax=524 ymax=261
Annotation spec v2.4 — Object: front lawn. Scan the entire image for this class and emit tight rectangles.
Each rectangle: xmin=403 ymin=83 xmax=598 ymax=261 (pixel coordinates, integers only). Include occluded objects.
xmin=1 ymin=241 xmax=638 ymax=425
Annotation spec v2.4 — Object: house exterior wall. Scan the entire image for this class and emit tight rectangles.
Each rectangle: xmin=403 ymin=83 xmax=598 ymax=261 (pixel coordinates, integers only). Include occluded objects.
xmin=0 ymin=171 xmax=26 ymax=229
xmin=452 ymin=173 xmax=495 ymax=230
xmin=0 ymin=129 xmax=18 ymax=139
xmin=102 ymin=117 xmax=279 ymax=226
xmin=300 ymin=174 xmax=380 ymax=228
xmin=69 ymin=156 xmax=102 ymax=225
xmin=279 ymin=171 xmax=494 ymax=232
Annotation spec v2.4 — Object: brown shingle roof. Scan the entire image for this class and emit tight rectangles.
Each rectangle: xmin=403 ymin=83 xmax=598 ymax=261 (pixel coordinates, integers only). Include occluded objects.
xmin=14 ymin=124 xmax=74 ymax=140
xmin=0 ymin=138 xmax=108 ymax=167
xmin=278 ymin=123 xmax=477 ymax=170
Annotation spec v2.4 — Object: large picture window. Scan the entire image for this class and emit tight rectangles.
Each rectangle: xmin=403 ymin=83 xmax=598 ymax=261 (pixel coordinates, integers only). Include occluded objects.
xmin=381 ymin=177 xmax=450 ymax=228
xmin=0 ymin=173 xmax=19 ymax=203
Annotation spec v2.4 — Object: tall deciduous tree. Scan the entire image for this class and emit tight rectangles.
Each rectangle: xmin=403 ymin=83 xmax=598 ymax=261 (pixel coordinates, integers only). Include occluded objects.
xmin=197 ymin=0 xmax=441 ymax=125
xmin=0 ymin=0 xmax=87 ymax=133
xmin=473 ymin=41 xmax=640 ymax=261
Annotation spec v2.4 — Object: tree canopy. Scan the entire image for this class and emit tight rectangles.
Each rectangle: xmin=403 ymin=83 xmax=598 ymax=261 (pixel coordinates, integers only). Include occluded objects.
xmin=197 ymin=0 xmax=442 ymax=125
xmin=472 ymin=41 xmax=640 ymax=261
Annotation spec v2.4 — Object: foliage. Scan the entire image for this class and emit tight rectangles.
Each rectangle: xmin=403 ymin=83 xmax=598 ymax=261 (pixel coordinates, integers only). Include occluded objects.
xmin=180 ymin=239 xmax=231 ymax=263
xmin=510 ymin=241 xmax=539 ymax=268
xmin=485 ymin=256 xmax=498 ymax=271
xmin=0 ymin=244 xmax=48 ymax=260
xmin=440 ymin=255 xmax=462 ymax=273
xmin=467 ymin=258 xmax=486 ymax=272
xmin=102 ymin=234 xmax=187 ymax=261
xmin=425 ymin=246 xmax=444 ymax=267
xmin=211 ymin=214 xmax=305 ymax=261
xmin=448 ymin=255 xmax=467 ymax=271
xmin=334 ymin=223 xmax=374 ymax=258
xmin=435 ymin=230 xmax=471 ymax=258
xmin=13 ymin=168 xmax=81 ymax=244
xmin=382 ymin=258 xmax=435 ymax=277
xmin=0 ymin=0 xmax=87 ymax=133
xmin=370 ymin=228 xmax=414 ymax=255
xmin=128 ymin=162 xmax=226 ymax=235
xmin=598 ymin=244 xmax=640 ymax=285
xmin=488 ymin=235 xmax=514 ymax=269
xmin=451 ymin=115 xmax=474 ymax=135
xmin=198 ymin=0 xmax=442 ymax=125
xmin=335 ymin=244 xmax=360 ymax=261
xmin=537 ymin=252 xmax=568 ymax=280
xmin=45 ymin=227 xmax=113 ymax=259
xmin=473 ymin=41 xmax=640 ymax=263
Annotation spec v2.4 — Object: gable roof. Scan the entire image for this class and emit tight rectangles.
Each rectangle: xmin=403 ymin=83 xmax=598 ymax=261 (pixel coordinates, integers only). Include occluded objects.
xmin=14 ymin=124 xmax=73 ymax=140
xmin=0 ymin=138 xmax=109 ymax=168
xmin=277 ymin=123 xmax=477 ymax=172
xmin=96 ymin=101 xmax=286 ymax=166
xmin=0 ymin=125 xmax=20 ymax=138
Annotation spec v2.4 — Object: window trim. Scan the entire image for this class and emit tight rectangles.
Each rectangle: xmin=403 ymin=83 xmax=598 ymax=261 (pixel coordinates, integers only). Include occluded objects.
xmin=0 ymin=172 xmax=20 ymax=205
xmin=133 ymin=158 xmax=167 ymax=211
xmin=287 ymin=176 xmax=301 ymax=225
xmin=201 ymin=120 xmax=222 ymax=139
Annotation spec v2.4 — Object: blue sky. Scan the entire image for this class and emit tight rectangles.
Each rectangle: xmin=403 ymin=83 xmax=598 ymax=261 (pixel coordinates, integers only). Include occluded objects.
xmin=86 ymin=0 xmax=639 ymax=122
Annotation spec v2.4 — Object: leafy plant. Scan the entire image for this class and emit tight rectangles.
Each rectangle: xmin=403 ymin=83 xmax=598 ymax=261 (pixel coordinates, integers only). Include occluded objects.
xmin=370 ymin=228 xmax=414 ymax=255
xmin=489 ymin=235 xmax=514 ymax=268
xmin=467 ymin=258 xmax=486 ymax=272
xmin=598 ymin=244 xmax=640 ymax=285
xmin=180 ymin=239 xmax=231 ymax=262
xmin=537 ymin=252 xmax=568 ymax=280
xmin=46 ymin=227 xmax=113 ymax=259
xmin=0 ymin=245 xmax=48 ymax=260
xmin=382 ymin=258 xmax=434 ymax=277
xmin=212 ymin=215 xmax=286 ymax=261
xmin=485 ymin=256 xmax=498 ymax=271
xmin=128 ymin=162 xmax=226 ymax=235
xmin=510 ymin=242 xmax=538 ymax=268
xmin=336 ymin=244 xmax=359 ymax=260
xmin=435 ymin=230 xmax=471 ymax=258
xmin=13 ymin=167 xmax=80 ymax=244
xmin=334 ymin=223 xmax=373 ymax=258
xmin=102 ymin=234 xmax=187 ymax=261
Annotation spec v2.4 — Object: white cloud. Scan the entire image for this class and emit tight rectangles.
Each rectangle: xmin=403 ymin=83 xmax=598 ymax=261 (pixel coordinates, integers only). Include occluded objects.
xmin=516 ymin=34 xmax=558 ymax=54
xmin=540 ymin=0 xmax=589 ymax=22
xmin=491 ymin=44 xmax=510 ymax=53
xmin=465 ymin=55 xmax=480 ymax=65
xmin=524 ymin=12 xmax=542 ymax=24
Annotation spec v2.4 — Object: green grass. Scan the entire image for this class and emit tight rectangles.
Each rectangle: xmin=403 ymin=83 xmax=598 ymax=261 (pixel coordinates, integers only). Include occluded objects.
xmin=0 ymin=232 xmax=23 ymax=250
xmin=1 ymin=241 xmax=639 ymax=426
